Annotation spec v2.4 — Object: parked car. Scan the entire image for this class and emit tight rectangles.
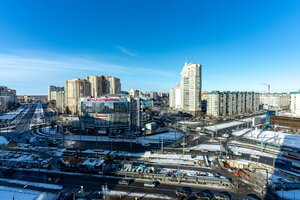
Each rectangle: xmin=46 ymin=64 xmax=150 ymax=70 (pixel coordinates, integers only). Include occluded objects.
xmin=213 ymin=173 xmax=222 ymax=178
xmin=118 ymin=178 xmax=133 ymax=185
xmin=175 ymin=187 xmax=192 ymax=198
xmin=195 ymin=190 xmax=213 ymax=200
xmin=214 ymin=192 xmax=231 ymax=200
xmin=2 ymin=168 xmax=15 ymax=175
xmin=144 ymin=181 xmax=159 ymax=188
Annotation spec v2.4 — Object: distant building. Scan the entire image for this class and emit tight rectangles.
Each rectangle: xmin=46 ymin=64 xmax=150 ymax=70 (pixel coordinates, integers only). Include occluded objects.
xmin=259 ymin=93 xmax=290 ymax=110
xmin=169 ymin=83 xmax=181 ymax=109
xmin=202 ymin=91 xmax=260 ymax=118
xmin=106 ymin=76 xmax=121 ymax=94
xmin=180 ymin=62 xmax=202 ymax=115
xmin=86 ymin=75 xmax=121 ymax=97
xmin=66 ymin=78 xmax=91 ymax=115
xmin=50 ymin=90 xmax=65 ymax=113
xmin=290 ymin=91 xmax=300 ymax=116
xmin=17 ymin=95 xmax=47 ymax=104
xmin=0 ymin=86 xmax=17 ymax=112
xmin=48 ymin=85 xmax=64 ymax=101
xmin=128 ymin=89 xmax=140 ymax=97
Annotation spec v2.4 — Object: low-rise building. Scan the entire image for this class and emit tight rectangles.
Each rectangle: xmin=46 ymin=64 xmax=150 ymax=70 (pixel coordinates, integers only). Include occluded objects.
xmin=78 ymin=95 xmax=153 ymax=135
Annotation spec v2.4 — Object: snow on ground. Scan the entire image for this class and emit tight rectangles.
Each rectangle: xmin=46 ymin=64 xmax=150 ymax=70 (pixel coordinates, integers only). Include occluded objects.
xmin=0 ymin=186 xmax=57 ymax=200
xmin=0 ymin=107 xmax=25 ymax=120
xmin=244 ymin=129 xmax=300 ymax=149
xmin=0 ymin=178 xmax=63 ymax=190
xmin=204 ymin=115 xmax=266 ymax=132
xmin=95 ymin=190 xmax=172 ymax=199
xmin=229 ymin=146 xmax=276 ymax=158
xmin=0 ymin=136 xmax=8 ymax=145
xmin=189 ymin=144 xmax=221 ymax=152
xmin=204 ymin=121 xmax=245 ymax=131
xmin=276 ymin=190 xmax=300 ymax=200
xmin=143 ymin=131 xmax=182 ymax=140
xmin=41 ymin=127 xmax=58 ymax=135
xmin=142 ymin=151 xmax=203 ymax=161
xmin=62 ymin=131 xmax=182 ymax=144
xmin=232 ymin=128 xmax=252 ymax=136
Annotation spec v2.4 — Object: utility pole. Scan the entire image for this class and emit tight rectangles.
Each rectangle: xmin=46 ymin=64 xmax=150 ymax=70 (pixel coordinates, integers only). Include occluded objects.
xmin=161 ymin=138 xmax=164 ymax=153
xmin=182 ymin=136 xmax=185 ymax=155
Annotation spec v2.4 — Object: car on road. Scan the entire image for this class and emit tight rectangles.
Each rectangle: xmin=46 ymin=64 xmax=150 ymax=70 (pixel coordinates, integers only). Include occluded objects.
xmin=250 ymin=154 xmax=260 ymax=159
xmin=2 ymin=168 xmax=15 ymax=175
xmin=143 ymin=180 xmax=159 ymax=188
xmin=195 ymin=190 xmax=213 ymax=200
xmin=213 ymin=173 xmax=222 ymax=178
xmin=175 ymin=187 xmax=192 ymax=198
xmin=214 ymin=192 xmax=231 ymax=200
xmin=118 ymin=178 xmax=133 ymax=185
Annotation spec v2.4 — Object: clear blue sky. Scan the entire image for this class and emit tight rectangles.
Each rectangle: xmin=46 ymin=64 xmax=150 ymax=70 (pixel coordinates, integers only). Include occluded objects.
xmin=0 ymin=0 xmax=300 ymax=94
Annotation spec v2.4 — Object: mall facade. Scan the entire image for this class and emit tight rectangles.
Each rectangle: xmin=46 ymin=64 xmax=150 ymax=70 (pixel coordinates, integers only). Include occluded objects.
xmin=78 ymin=95 xmax=152 ymax=135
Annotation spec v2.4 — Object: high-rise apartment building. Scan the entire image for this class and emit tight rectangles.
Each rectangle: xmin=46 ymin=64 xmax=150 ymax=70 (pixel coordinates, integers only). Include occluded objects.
xmin=66 ymin=78 xmax=91 ymax=115
xmin=106 ymin=76 xmax=121 ymax=94
xmin=87 ymin=75 xmax=121 ymax=97
xmin=180 ymin=62 xmax=202 ymax=115
xmin=50 ymin=90 xmax=65 ymax=113
xmin=290 ymin=92 xmax=300 ymax=116
xmin=169 ymin=83 xmax=181 ymax=109
xmin=48 ymin=85 xmax=64 ymax=101
xmin=203 ymin=91 xmax=260 ymax=118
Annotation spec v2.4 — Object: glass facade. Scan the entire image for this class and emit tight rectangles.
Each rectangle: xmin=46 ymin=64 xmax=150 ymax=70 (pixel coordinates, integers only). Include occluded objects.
xmin=79 ymin=98 xmax=131 ymax=134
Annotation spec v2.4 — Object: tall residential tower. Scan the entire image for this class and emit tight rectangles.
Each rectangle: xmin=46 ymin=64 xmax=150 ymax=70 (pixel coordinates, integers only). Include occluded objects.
xmin=180 ymin=62 xmax=202 ymax=115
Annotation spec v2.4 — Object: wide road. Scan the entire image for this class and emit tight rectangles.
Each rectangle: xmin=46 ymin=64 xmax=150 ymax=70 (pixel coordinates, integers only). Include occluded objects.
xmin=0 ymin=170 xmax=251 ymax=200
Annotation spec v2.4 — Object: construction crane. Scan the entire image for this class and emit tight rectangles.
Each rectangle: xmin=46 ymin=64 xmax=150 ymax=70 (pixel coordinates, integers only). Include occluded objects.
xmin=262 ymin=83 xmax=270 ymax=93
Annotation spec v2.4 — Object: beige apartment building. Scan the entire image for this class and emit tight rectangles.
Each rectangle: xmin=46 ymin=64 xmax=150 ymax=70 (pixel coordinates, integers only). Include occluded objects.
xmin=180 ymin=62 xmax=202 ymax=115
xmin=50 ymin=90 xmax=65 ymax=113
xmin=86 ymin=75 xmax=121 ymax=96
xmin=66 ymin=78 xmax=91 ymax=115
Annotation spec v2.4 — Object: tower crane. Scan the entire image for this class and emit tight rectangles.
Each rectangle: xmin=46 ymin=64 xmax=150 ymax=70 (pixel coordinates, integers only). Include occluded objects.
xmin=262 ymin=83 xmax=270 ymax=93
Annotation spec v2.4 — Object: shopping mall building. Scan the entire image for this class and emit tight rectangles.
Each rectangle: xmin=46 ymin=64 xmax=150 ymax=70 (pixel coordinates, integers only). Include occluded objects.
xmin=78 ymin=95 xmax=152 ymax=135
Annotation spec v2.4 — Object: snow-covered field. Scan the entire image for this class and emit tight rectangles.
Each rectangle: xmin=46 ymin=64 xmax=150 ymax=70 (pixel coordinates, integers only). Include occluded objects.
xmin=0 ymin=107 xmax=25 ymax=120
xmin=204 ymin=115 xmax=265 ymax=132
xmin=229 ymin=146 xmax=276 ymax=158
xmin=189 ymin=144 xmax=221 ymax=152
xmin=0 ymin=178 xmax=63 ymax=190
xmin=0 ymin=136 xmax=8 ymax=145
xmin=232 ymin=128 xmax=252 ymax=136
xmin=0 ymin=186 xmax=57 ymax=200
xmin=243 ymin=129 xmax=300 ymax=149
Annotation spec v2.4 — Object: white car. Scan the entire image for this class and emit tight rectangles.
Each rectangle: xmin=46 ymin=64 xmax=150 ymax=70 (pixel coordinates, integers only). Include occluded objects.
xmin=144 ymin=181 xmax=159 ymax=188
xmin=250 ymin=154 xmax=260 ymax=159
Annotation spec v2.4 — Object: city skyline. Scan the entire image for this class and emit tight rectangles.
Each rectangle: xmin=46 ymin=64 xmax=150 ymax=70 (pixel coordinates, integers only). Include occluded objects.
xmin=1 ymin=1 xmax=300 ymax=94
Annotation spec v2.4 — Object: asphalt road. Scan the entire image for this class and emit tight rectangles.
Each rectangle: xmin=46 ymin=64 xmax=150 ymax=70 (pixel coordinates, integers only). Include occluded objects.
xmin=0 ymin=170 xmax=253 ymax=200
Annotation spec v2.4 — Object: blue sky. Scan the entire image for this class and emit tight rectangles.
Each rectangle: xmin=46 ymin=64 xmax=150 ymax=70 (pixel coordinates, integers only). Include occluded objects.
xmin=0 ymin=0 xmax=300 ymax=94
